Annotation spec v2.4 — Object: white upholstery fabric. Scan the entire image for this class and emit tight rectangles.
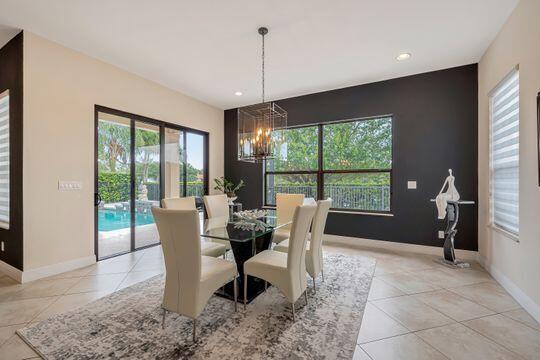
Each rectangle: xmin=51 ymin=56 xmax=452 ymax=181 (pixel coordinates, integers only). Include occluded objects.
xmin=161 ymin=196 xmax=196 ymax=210
xmin=203 ymin=194 xmax=231 ymax=250
xmin=244 ymin=204 xmax=316 ymax=303
xmin=273 ymin=193 xmax=305 ymax=244
xmin=203 ymin=194 xmax=229 ymax=218
xmin=152 ymin=208 xmax=236 ymax=319
xmin=201 ymin=241 xmax=227 ymax=258
xmin=161 ymin=196 xmax=227 ymax=257
xmin=273 ymin=199 xmax=331 ymax=279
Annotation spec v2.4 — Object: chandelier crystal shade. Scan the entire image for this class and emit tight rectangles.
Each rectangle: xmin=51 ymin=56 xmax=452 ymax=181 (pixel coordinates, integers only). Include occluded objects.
xmin=237 ymin=27 xmax=287 ymax=162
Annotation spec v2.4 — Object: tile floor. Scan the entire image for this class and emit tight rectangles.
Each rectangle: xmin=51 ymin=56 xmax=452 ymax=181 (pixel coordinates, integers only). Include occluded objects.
xmin=0 ymin=243 xmax=538 ymax=359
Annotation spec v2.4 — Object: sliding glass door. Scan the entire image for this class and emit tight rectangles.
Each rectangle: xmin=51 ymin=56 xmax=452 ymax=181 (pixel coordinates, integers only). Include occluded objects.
xmin=95 ymin=107 xmax=208 ymax=260
xmin=96 ymin=112 xmax=132 ymax=258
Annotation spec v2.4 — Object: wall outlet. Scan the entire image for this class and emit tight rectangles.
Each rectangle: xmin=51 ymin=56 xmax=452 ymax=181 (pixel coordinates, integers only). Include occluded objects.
xmin=58 ymin=181 xmax=82 ymax=191
xmin=407 ymin=181 xmax=417 ymax=189
xmin=438 ymin=231 xmax=445 ymax=239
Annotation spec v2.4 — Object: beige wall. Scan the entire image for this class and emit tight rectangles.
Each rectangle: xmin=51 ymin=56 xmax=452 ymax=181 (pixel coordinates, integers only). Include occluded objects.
xmin=23 ymin=32 xmax=224 ymax=270
xmin=478 ymin=0 xmax=540 ymax=317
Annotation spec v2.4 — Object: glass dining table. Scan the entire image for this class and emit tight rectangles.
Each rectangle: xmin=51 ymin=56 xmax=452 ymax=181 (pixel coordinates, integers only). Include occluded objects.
xmin=200 ymin=211 xmax=291 ymax=303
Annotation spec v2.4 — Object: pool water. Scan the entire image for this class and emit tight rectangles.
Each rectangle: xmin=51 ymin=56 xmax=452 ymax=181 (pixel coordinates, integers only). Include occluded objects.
xmin=98 ymin=210 xmax=155 ymax=232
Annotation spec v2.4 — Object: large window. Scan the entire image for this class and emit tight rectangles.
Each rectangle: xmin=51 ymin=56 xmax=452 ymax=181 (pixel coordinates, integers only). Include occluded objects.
xmin=0 ymin=90 xmax=9 ymax=229
xmin=490 ymin=69 xmax=519 ymax=236
xmin=265 ymin=116 xmax=392 ymax=212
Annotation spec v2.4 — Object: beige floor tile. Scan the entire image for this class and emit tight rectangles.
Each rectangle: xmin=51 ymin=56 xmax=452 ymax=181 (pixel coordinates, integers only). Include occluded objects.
xmin=353 ymin=346 xmax=372 ymax=360
xmin=0 ymin=325 xmax=22 ymax=346
xmin=116 ymin=269 xmax=163 ymax=290
xmin=45 ymin=265 xmax=96 ymax=280
xmin=0 ymin=334 xmax=39 ymax=359
xmin=377 ymin=272 xmax=441 ymax=295
xmin=357 ymin=303 xmax=409 ymax=344
xmin=7 ymin=278 xmax=81 ymax=301
xmin=361 ymin=333 xmax=447 ymax=360
xmin=65 ymin=274 xmax=127 ymax=295
xmin=33 ymin=291 xmax=108 ymax=321
xmin=87 ymin=260 xmax=137 ymax=275
xmin=408 ymin=268 xmax=483 ymax=288
xmin=502 ymin=309 xmax=540 ymax=331
xmin=464 ymin=314 xmax=540 ymax=360
xmin=131 ymin=259 xmax=165 ymax=272
xmin=448 ymin=282 xmax=521 ymax=313
xmin=438 ymin=267 xmax=494 ymax=284
xmin=371 ymin=296 xmax=454 ymax=331
xmin=368 ymin=278 xmax=406 ymax=300
xmin=0 ymin=276 xmax=24 ymax=303
xmin=373 ymin=260 xmax=408 ymax=276
xmin=0 ymin=297 xmax=58 ymax=326
xmin=417 ymin=323 xmax=522 ymax=360
xmin=411 ymin=289 xmax=495 ymax=321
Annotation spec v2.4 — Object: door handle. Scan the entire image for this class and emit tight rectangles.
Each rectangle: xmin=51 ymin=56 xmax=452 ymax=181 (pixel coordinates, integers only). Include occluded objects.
xmin=94 ymin=193 xmax=102 ymax=207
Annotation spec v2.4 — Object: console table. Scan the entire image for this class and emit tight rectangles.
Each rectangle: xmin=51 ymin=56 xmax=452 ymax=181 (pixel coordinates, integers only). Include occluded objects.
xmin=430 ymin=199 xmax=475 ymax=268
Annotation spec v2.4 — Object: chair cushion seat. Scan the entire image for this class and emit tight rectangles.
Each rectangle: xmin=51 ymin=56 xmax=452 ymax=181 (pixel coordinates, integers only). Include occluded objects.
xmin=201 ymin=241 xmax=227 ymax=257
xmin=200 ymin=256 xmax=236 ymax=283
xmin=273 ymin=239 xmax=311 ymax=253
xmin=244 ymin=250 xmax=287 ymax=275
xmin=272 ymin=228 xmax=290 ymax=244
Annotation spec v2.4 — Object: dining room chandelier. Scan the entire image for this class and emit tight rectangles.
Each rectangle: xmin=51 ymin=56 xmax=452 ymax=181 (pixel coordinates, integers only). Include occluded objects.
xmin=237 ymin=27 xmax=287 ymax=162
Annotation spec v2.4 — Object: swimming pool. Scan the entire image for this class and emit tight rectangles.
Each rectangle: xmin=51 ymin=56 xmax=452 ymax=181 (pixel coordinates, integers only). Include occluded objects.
xmin=98 ymin=209 xmax=155 ymax=232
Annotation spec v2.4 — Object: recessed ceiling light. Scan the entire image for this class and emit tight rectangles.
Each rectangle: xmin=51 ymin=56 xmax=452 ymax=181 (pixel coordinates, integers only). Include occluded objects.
xmin=234 ymin=91 xmax=243 ymax=96
xmin=396 ymin=53 xmax=411 ymax=61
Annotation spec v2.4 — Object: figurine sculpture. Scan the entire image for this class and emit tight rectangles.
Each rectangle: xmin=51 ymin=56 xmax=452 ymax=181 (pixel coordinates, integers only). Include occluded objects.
xmin=435 ymin=169 xmax=460 ymax=219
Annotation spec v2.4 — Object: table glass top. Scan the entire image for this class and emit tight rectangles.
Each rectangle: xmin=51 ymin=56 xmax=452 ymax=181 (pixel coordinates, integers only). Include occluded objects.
xmin=201 ymin=210 xmax=290 ymax=243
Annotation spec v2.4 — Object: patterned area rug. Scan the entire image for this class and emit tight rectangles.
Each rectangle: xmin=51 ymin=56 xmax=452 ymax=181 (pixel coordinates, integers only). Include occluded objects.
xmin=17 ymin=253 xmax=375 ymax=359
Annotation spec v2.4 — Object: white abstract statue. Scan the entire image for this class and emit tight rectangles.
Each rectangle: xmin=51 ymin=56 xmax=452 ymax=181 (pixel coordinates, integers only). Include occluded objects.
xmin=435 ymin=169 xmax=460 ymax=219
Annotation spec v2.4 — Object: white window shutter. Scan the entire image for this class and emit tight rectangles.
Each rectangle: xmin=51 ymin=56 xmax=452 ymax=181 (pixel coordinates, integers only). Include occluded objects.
xmin=490 ymin=70 xmax=519 ymax=235
xmin=0 ymin=91 xmax=9 ymax=229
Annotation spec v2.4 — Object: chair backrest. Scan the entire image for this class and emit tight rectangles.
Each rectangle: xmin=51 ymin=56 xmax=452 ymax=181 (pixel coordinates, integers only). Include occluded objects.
xmin=276 ymin=193 xmax=304 ymax=231
xmin=203 ymin=194 xmax=229 ymax=218
xmin=151 ymin=207 xmax=201 ymax=315
xmin=287 ymin=204 xmax=317 ymax=298
xmin=309 ymin=199 xmax=332 ymax=275
xmin=161 ymin=196 xmax=196 ymax=210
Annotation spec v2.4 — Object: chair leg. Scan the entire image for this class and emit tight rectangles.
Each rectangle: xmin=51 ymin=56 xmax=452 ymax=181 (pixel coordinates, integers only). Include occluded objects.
xmin=233 ymin=276 xmax=238 ymax=313
xmin=264 ymin=280 xmax=267 ymax=292
xmin=161 ymin=308 xmax=166 ymax=329
xmin=291 ymin=302 xmax=295 ymax=321
xmin=304 ymin=290 xmax=308 ymax=305
xmin=243 ymin=274 xmax=247 ymax=311
xmin=312 ymin=277 xmax=316 ymax=293
xmin=321 ymin=269 xmax=324 ymax=282
xmin=192 ymin=319 xmax=197 ymax=342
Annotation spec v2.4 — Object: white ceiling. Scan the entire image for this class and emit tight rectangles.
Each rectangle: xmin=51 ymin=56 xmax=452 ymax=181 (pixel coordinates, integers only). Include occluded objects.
xmin=0 ymin=0 xmax=517 ymax=109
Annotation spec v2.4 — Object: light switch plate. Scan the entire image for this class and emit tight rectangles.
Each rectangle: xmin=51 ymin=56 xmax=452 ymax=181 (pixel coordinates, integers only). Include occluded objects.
xmin=438 ymin=231 xmax=445 ymax=239
xmin=407 ymin=181 xmax=417 ymax=189
xmin=1 ymin=241 xmax=4 ymax=252
xmin=58 ymin=181 xmax=82 ymax=191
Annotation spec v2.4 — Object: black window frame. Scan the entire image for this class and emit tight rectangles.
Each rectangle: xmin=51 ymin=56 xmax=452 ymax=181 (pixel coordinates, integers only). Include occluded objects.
xmin=264 ymin=115 xmax=393 ymax=214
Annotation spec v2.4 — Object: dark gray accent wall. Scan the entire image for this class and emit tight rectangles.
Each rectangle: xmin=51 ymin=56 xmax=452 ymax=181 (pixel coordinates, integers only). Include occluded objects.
xmin=225 ymin=64 xmax=478 ymax=251
xmin=0 ymin=32 xmax=23 ymax=270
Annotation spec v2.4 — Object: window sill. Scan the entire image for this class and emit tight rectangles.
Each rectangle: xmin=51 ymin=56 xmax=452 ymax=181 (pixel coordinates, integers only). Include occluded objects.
xmin=262 ymin=206 xmax=393 ymax=217
xmin=488 ymin=223 xmax=519 ymax=243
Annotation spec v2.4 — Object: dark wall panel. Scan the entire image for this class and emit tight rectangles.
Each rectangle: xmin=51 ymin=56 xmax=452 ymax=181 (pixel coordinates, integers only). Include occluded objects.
xmin=225 ymin=64 xmax=478 ymax=251
xmin=0 ymin=32 xmax=23 ymax=270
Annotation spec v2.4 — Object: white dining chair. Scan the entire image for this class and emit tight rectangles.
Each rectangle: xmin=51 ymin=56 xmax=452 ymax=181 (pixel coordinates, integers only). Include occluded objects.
xmin=152 ymin=208 xmax=237 ymax=341
xmin=203 ymin=194 xmax=232 ymax=251
xmin=272 ymin=193 xmax=305 ymax=244
xmin=243 ymin=204 xmax=316 ymax=320
xmin=274 ymin=199 xmax=332 ymax=292
xmin=161 ymin=197 xmax=227 ymax=258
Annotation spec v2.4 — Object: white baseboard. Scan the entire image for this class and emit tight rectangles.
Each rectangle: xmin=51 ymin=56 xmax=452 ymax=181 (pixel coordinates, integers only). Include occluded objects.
xmin=478 ymin=256 xmax=540 ymax=323
xmin=0 ymin=255 xmax=96 ymax=283
xmin=322 ymin=234 xmax=478 ymax=261
xmin=0 ymin=260 xmax=23 ymax=282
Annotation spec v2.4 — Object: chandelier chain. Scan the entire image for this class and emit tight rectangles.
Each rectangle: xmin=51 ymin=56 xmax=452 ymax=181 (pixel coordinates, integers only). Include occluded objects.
xmin=261 ymin=31 xmax=265 ymax=103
